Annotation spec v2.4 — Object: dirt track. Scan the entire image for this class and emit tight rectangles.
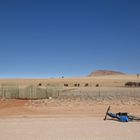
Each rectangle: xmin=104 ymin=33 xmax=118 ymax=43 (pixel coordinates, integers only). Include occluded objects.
xmin=0 ymin=98 xmax=140 ymax=140
xmin=0 ymin=117 xmax=140 ymax=140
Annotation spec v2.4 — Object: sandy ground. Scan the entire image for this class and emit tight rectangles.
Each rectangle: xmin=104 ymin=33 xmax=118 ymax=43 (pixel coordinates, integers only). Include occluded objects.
xmin=0 ymin=99 xmax=140 ymax=118
xmin=0 ymin=117 xmax=140 ymax=140
xmin=0 ymin=73 xmax=140 ymax=140
xmin=0 ymin=99 xmax=140 ymax=140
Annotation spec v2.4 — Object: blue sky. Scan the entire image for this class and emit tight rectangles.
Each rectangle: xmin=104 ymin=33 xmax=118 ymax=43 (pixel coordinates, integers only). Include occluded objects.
xmin=0 ymin=0 xmax=140 ymax=78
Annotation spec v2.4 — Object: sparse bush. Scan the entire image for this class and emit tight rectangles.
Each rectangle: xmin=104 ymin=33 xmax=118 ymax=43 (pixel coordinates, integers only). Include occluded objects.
xmin=85 ymin=83 xmax=88 ymax=86
xmin=125 ymin=82 xmax=133 ymax=87
xmin=133 ymin=82 xmax=137 ymax=87
xmin=74 ymin=84 xmax=77 ymax=87
xmin=125 ymin=82 xmax=140 ymax=87
xmin=74 ymin=84 xmax=80 ymax=87
xmin=38 ymin=83 xmax=42 ymax=86
xmin=64 ymin=84 xmax=68 ymax=87
xmin=96 ymin=84 xmax=99 ymax=87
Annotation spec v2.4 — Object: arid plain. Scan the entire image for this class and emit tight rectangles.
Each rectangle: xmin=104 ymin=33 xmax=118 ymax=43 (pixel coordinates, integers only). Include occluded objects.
xmin=0 ymin=74 xmax=140 ymax=140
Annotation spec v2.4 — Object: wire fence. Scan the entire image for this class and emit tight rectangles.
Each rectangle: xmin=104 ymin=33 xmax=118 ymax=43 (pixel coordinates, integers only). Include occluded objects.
xmin=0 ymin=84 xmax=62 ymax=99
xmin=0 ymin=84 xmax=140 ymax=100
xmin=58 ymin=87 xmax=140 ymax=101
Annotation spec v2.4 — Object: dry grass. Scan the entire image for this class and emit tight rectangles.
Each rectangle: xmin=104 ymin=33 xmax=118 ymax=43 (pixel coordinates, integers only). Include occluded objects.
xmin=0 ymin=74 xmax=138 ymax=87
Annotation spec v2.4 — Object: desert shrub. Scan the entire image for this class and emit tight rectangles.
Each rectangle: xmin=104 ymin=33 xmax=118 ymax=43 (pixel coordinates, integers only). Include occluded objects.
xmin=96 ymin=84 xmax=99 ymax=87
xmin=133 ymin=82 xmax=137 ymax=87
xmin=64 ymin=84 xmax=68 ymax=87
xmin=38 ymin=83 xmax=42 ymax=86
xmin=125 ymin=82 xmax=140 ymax=87
xmin=125 ymin=82 xmax=133 ymax=87
xmin=74 ymin=84 xmax=77 ymax=87
xmin=85 ymin=83 xmax=88 ymax=87
xmin=74 ymin=84 xmax=80 ymax=87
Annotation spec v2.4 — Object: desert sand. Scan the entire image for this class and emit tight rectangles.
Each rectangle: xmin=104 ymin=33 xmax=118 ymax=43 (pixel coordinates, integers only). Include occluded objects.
xmin=0 ymin=98 xmax=140 ymax=140
xmin=0 ymin=74 xmax=138 ymax=87
xmin=0 ymin=74 xmax=140 ymax=140
xmin=0 ymin=117 xmax=140 ymax=140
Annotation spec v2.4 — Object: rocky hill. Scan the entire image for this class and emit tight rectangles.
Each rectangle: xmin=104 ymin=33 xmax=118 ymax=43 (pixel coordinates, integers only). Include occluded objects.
xmin=89 ymin=70 xmax=125 ymax=77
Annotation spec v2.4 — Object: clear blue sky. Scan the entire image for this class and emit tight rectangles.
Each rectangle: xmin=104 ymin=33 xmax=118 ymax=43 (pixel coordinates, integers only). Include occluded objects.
xmin=0 ymin=0 xmax=140 ymax=78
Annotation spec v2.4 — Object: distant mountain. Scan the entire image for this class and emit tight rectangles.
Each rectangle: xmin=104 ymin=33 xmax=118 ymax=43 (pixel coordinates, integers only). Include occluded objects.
xmin=88 ymin=70 xmax=126 ymax=77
